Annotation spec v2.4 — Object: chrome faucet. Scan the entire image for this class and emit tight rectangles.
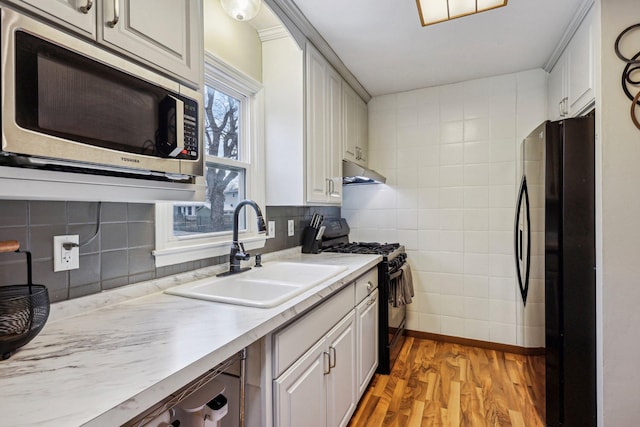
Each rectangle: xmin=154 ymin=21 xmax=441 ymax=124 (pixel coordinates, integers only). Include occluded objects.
xmin=218 ymin=199 xmax=267 ymax=277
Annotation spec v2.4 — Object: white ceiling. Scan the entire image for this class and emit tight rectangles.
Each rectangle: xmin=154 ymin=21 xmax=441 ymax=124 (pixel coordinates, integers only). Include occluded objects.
xmin=287 ymin=0 xmax=588 ymax=96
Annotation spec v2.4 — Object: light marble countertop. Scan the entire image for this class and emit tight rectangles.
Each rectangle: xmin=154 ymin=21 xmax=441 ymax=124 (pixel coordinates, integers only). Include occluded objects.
xmin=0 ymin=249 xmax=381 ymax=426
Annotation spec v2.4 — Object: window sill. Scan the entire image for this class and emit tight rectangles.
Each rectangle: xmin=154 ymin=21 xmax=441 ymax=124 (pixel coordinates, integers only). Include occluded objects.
xmin=153 ymin=235 xmax=266 ymax=268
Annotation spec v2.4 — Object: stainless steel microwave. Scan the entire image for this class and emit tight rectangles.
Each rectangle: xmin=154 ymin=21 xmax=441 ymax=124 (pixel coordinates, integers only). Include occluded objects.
xmin=0 ymin=8 xmax=203 ymax=182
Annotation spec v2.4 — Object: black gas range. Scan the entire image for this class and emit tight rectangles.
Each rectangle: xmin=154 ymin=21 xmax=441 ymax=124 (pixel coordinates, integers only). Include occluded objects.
xmin=319 ymin=218 xmax=408 ymax=375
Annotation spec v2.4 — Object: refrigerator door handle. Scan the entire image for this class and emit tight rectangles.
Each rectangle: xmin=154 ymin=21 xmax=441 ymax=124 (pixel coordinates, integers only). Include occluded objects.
xmin=514 ymin=175 xmax=531 ymax=305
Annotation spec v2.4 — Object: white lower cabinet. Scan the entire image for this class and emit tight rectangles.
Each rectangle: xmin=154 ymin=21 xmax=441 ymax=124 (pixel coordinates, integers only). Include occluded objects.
xmin=273 ymin=309 xmax=356 ymax=427
xmin=325 ymin=312 xmax=357 ymax=427
xmin=272 ymin=267 xmax=378 ymax=427
xmin=356 ymin=288 xmax=378 ymax=398
xmin=274 ymin=338 xmax=328 ymax=427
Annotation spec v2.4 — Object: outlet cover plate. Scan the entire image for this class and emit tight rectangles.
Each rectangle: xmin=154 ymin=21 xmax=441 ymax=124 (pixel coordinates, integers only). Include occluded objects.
xmin=287 ymin=219 xmax=295 ymax=237
xmin=268 ymin=221 xmax=276 ymax=239
xmin=53 ymin=235 xmax=79 ymax=272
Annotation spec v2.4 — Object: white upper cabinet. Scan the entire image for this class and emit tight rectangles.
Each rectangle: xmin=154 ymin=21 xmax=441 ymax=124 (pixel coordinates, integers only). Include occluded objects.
xmin=11 ymin=0 xmax=96 ymax=37
xmin=343 ymin=83 xmax=369 ymax=167
xmin=547 ymin=5 xmax=595 ymax=120
xmin=306 ymin=42 xmax=342 ymax=205
xmin=547 ymin=56 xmax=566 ymax=121
xmin=263 ymin=34 xmax=306 ymax=206
xmin=99 ymin=0 xmax=202 ymax=87
xmin=5 ymin=0 xmax=203 ymax=87
xmin=566 ymin=7 xmax=595 ymax=116
xmin=263 ymin=38 xmax=343 ymax=206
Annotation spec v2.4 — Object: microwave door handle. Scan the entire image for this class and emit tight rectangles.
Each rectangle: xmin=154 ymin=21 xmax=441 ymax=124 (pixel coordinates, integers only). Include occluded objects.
xmin=176 ymin=98 xmax=185 ymax=154
xmin=107 ymin=0 xmax=120 ymax=28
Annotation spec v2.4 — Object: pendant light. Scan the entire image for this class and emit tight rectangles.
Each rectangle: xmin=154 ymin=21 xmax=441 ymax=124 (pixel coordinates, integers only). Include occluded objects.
xmin=416 ymin=0 xmax=508 ymax=26
xmin=220 ymin=0 xmax=262 ymax=21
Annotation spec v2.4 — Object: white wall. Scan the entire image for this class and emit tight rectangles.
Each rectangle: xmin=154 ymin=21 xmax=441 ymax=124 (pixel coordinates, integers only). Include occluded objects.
xmin=598 ymin=0 xmax=640 ymax=424
xmin=342 ymin=69 xmax=547 ymax=347
xmin=203 ymin=0 xmax=263 ymax=82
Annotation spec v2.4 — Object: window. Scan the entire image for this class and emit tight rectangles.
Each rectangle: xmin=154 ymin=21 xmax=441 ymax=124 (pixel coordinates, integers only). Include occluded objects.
xmin=154 ymin=53 xmax=265 ymax=267
xmin=174 ymin=86 xmax=246 ymax=236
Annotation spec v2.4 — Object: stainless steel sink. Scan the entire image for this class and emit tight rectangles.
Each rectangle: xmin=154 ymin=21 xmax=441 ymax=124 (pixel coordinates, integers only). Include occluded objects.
xmin=165 ymin=262 xmax=348 ymax=308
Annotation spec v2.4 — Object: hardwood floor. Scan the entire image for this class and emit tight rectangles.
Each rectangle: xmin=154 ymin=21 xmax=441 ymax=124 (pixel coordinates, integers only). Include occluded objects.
xmin=348 ymin=337 xmax=545 ymax=427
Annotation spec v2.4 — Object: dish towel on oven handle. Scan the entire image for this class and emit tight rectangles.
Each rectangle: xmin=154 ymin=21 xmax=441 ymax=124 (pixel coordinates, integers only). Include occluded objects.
xmin=391 ymin=263 xmax=414 ymax=307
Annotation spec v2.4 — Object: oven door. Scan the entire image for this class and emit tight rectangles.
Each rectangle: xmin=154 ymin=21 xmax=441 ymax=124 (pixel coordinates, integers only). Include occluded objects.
xmin=387 ymin=268 xmax=407 ymax=367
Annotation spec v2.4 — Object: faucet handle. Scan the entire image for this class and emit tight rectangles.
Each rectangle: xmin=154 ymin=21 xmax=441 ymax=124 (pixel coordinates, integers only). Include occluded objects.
xmin=234 ymin=242 xmax=251 ymax=261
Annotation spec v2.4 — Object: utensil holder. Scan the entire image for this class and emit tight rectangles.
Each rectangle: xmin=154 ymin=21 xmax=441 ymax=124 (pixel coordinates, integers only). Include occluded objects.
xmin=301 ymin=226 xmax=320 ymax=254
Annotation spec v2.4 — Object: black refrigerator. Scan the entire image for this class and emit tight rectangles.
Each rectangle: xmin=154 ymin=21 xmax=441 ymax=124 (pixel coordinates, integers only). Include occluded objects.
xmin=514 ymin=114 xmax=596 ymax=426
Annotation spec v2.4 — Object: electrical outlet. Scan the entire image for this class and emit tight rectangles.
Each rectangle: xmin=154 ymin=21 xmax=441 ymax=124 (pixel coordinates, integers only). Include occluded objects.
xmin=53 ymin=235 xmax=80 ymax=272
xmin=268 ymin=221 xmax=276 ymax=239
xmin=287 ymin=219 xmax=295 ymax=237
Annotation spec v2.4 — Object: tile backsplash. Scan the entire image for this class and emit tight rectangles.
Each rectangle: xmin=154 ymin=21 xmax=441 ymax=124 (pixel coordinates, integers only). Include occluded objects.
xmin=0 ymin=201 xmax=338 ymax=303
xmin=342 ymin=69 xmax=547 ymax=347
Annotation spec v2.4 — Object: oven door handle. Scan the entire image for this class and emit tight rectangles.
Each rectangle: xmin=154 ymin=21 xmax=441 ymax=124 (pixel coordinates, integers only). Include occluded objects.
xmin=389 ymin=269 xmax=403 ymax=281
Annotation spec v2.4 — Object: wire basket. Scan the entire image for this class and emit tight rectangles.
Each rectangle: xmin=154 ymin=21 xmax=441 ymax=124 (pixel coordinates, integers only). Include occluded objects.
xmin=0 ymin=285 xmax=50 ymax=360
xmin=0 ymin=240 xmax=50 ymax=360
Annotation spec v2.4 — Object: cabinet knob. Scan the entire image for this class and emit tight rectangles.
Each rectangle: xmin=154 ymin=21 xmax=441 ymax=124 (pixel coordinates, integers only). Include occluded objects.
xmin=366 ymin=281 xmax=373 ymax=292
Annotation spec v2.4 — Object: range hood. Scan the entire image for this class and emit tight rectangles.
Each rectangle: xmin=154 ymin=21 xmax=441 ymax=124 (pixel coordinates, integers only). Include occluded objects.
xmin=342 ymin=160 xmax=386 ymax=185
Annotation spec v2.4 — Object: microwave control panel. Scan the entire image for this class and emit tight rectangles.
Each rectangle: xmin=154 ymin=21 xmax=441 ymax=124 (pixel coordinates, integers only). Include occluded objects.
xmin=182 ymin=101 xmax=199 ymax=160
xmin=157 ymin=95 xmax=199 ymax=161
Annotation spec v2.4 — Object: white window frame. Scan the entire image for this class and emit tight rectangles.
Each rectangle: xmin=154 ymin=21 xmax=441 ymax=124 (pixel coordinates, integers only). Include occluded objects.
xmin=153 ymin=52 xmax=265 ymax=268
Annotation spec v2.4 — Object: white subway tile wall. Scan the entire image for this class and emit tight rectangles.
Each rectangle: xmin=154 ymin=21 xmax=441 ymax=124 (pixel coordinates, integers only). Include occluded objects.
xmin=343 ymin=69 xmax=547 ymax=347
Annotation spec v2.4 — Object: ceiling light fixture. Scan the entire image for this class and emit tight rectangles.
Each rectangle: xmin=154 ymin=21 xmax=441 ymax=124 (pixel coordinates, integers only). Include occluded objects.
xmin=416 ymin=0 xmax=508 ymax=26
xmin=220 ymin=0 xmax=262 ymax=21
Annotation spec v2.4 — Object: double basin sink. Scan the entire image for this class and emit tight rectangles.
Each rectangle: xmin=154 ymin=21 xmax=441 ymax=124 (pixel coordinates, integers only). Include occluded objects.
xmin=165 ymin=262 xmax=347 ymax=308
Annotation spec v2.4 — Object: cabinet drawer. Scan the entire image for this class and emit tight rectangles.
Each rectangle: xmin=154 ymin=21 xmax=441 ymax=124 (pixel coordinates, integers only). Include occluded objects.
xmin=273 ymin=284 xmax=354 ymax=378
xmin=354 ymin=268 xmax=378 ymax=305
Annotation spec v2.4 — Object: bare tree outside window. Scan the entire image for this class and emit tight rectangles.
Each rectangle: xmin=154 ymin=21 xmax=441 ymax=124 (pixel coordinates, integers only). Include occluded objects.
xmin=173 ymin=86 xmax=246 ymax=236
xmin=205 ymin=88 xmax=241 ymax=231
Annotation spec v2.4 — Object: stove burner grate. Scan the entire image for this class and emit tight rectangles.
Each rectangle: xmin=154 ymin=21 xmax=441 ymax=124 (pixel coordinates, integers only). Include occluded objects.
xmin=323 ymin=242 xmax=400 ymax=255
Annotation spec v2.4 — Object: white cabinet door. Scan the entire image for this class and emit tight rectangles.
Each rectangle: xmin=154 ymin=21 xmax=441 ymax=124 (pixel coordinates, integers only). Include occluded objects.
xmin=356 ymin=288 xmax=379 ymax=398
xmin=274 ymin=312 xmax=357 ymax=427
xmin=356 ymin=95 xmax=368 ymax=165
xmin=547 ymin=6 xmax=594 ymax=120
xmin=306 ymin=42 xmax=342 ymax=205
xmin=306 ymin=44 xmax=329 ymax=203
xmin=326 ymin=66 xmax=343 ymax=204
xmin=326 ymin=311 xmax=357 ymax=427
xmin=100 ymin=0 xmax=202 ymax=86
xmin=274 ymin=338 xmax=328 ymax=427
xmin=567 ymin=7 xmax=594 ymax=116
xmin=343 ymin=83 xmax=359 ymax=164
xmin=547 ymin=56 xmax=567 ymax=121
xmin=9 ymin=0 xmax=96 ymax=38
xmin=343 ymin=83 xmax=369 ymax=167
